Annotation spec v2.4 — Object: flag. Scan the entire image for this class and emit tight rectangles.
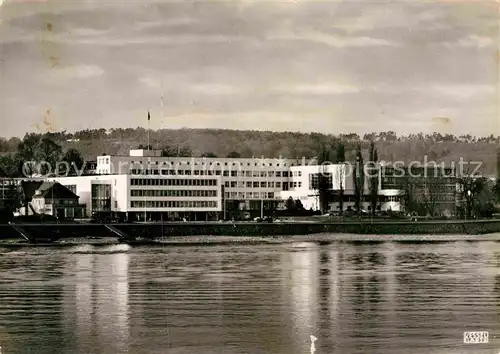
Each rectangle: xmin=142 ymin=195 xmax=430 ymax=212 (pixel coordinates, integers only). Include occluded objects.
xmin=148 ymin=111 xmax=150 ymax=121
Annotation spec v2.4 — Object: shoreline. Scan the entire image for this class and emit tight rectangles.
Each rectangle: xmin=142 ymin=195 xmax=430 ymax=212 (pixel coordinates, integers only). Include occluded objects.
xmin=1 ymin=232 xmax=500 ymax=247
xmin=2 ymin=219 xmax=500 ymax=244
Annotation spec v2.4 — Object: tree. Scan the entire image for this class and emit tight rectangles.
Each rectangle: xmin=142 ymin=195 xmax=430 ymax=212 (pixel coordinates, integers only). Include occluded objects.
xmin=457 ymin=174 xmax=476 ymax=218
xmin=0 ymin=154 xmax=21 ymax=177
xmin=353 ymin=144 xmax=364 ymax=215
xmin=419 ymin=180 xmax=441 ymax=217
xmin=471 ymin=178 xmax=496 ymax=217
xmin=317 ymin=144 xmax=331 ymax=214
xmin=495 ymin=178 xmax=500 ymax=204
xmin=285 ymin=196 xmax=295 ymax=211
xmin=15 ymin=133 xmax=62 ymax=176
xmin=458 ymin=175 xmax=495 ymax=218
xmin=368 ymin=141 xmax=379 ymax=216
xmin=161 ymin=145 xmax=192 ymax=157
xmin=201 ymin=152 xmax=217 ymax=158
xmin=295 ymin=199 xmax=304 ymax=210
xmin=495 ymin=149 xmax=500 ymax=202
xmin=227 ymin=151 xmax=241 ymax=158
xmin=336 ymin=142 xmax=346 ymax=215
xmin=62 ymin=148 xmax=85 ymax=176
xmin=16 ymin=133 xmax=41 ymax=162
xmin=401 ymin=178 xmax=418 ymax=215
xmin=37 ymin=137 xmax=63 ymax=174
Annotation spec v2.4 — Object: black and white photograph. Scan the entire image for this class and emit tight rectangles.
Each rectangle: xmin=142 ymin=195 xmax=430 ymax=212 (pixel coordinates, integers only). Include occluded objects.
xmin=0 ymin=0 xmax=499 ymax=353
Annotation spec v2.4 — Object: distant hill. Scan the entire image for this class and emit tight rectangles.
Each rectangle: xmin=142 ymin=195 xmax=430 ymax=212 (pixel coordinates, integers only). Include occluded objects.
xmin=1 ymin=128 xmax=499 ymax=176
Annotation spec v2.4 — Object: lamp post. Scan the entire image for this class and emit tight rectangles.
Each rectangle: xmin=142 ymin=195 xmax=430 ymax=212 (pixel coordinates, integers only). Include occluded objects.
xmin=466 ymin=190 xmax=472 ymax=219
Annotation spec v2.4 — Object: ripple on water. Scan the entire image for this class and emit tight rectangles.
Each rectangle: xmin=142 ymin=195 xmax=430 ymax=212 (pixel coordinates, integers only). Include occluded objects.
xmin=0 ymin=241 xmax=499 ymax=354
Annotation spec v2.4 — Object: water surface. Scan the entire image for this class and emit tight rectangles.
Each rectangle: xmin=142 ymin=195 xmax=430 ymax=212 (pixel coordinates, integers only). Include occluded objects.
xmin=0 ymin=240 xmax=499 ymax=354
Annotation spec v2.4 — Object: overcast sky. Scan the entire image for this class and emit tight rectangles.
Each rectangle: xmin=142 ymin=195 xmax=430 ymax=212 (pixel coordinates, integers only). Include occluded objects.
xmin=0 ymin=0 xmax=498 ymax=137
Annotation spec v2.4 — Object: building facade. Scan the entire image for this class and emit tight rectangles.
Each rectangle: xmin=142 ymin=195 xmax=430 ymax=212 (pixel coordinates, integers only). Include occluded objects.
xmin=20 ymin=181 xmax=86 ymax=219
xmin=93 ymin=149 xmax=311 ymax=219
xmin=50 ymin=172 xmax=222 ymax=221
xmin=48 ymin=149 xmax=461 ymax=219
xmin=379 ymin=163 xmax=458 ymax=216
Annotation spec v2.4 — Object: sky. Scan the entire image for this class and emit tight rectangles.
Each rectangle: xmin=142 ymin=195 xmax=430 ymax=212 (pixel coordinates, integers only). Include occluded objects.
xmin=0 ymin=0 xmax=498 ymax=138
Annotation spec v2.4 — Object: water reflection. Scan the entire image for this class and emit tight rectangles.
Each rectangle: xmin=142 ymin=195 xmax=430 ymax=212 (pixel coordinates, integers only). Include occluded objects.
xmin=94 ymin=252 xmax=129 ymax=353
xmin=282 ymin=243 xmax=319 ymax=353
xmin=0 ymin=242 xmax=499 ymax=354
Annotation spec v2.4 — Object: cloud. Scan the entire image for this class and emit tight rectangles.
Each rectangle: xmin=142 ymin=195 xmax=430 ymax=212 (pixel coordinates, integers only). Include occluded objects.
xmin=271 ymin=31 xmax=399 ymax=48
xmin=273 ymin=83 xmax=360 ymax=95
xmin=0 ymin=1 xmax=497 ymax=138
xmin=443 ymin=35 xmax=495 ymax=49
xmin=51 ymin=65 xmax=105 ymax=80
xmin=428 ymin=84 xmax=495 ymax=99
xmin=139 ymin=77 xmax=247 ymax=95
xmin=139 ymin=76 xmax=159 ymax=89
xmin=190 ymin=83 xmax=245 ymax=95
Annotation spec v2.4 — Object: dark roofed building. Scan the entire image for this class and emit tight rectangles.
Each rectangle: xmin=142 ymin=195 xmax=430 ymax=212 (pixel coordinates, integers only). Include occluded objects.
xmin=22 ymin=181 xmax=86 ymax=219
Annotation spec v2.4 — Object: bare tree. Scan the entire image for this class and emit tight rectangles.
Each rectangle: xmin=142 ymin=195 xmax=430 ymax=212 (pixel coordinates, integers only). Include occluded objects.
xmin=336 ymin=142 xmax=346 ymax=215
xmin=353 ymin=144 xmax=364 ymax=215
xmin=316 ymin=145 xmax=331 ymax=214
xmin=368 ymin=141 xmax=378 ymax=216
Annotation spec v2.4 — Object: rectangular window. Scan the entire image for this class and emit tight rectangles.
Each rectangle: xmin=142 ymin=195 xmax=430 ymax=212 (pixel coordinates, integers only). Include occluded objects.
xmin=309 ymin=173 xmax=332 ymax=190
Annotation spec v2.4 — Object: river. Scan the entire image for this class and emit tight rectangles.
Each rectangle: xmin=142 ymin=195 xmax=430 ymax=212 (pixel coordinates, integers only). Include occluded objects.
xmin=0 ymin=240 xmax=499 ymax=354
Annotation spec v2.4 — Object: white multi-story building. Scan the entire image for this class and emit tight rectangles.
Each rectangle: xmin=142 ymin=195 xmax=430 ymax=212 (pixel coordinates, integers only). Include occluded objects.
xmin=50 ymin=172 xmax=222 ymax=221
xmin=49 ymin=149 xmax=411 ymax=220
xmin=92 ymin=149 xmax=309 ymax=219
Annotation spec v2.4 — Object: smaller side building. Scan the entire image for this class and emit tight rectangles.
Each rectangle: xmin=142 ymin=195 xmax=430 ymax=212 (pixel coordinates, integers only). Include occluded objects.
xmin=20 ymin=181 xmax=86 ymax=219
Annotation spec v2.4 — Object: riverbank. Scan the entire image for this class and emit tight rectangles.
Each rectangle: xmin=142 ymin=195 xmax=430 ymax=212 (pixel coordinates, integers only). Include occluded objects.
xmin=1 ymin=218 xmax=500 ymax=243
xmin=1 ymin=233 xmax=500 ymax=248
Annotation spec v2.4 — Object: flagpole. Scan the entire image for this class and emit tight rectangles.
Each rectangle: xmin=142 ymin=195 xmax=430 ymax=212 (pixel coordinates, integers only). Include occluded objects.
xmin=147 ymin=111 xmax=151 ymax=151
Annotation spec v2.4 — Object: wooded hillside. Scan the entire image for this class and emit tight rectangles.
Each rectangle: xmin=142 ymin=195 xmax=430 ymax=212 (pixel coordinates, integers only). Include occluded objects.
xmin=0 ymin=128 xmax=498 ymax=176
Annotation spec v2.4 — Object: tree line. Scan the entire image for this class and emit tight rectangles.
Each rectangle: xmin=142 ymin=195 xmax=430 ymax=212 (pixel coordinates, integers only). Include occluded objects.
xmin=2 ymin=129 xmax=500 ymax=219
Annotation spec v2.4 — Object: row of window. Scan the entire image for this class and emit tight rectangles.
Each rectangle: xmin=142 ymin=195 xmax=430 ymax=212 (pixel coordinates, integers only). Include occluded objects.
xmin=224 ymin=192 xmax=275 ymax=199
xmin=130 ymin=179 xmax=218 ymax=186
xmin=129 ymin=169 xmax=294 ymax=177
xmin=128 ymin=160 xmax=292 ymax=167
xmin=98 ymin=157 xmax=110 ymax=164
xmin=381 ymin=167 xmax=456 ymax=178
xmin=223 ymin=181 xmax=301 ymax=189
xmin=130 ymin=189 xmax=217 ymax=197
xmin=130 ymin=200 xmax=218 ymax=208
